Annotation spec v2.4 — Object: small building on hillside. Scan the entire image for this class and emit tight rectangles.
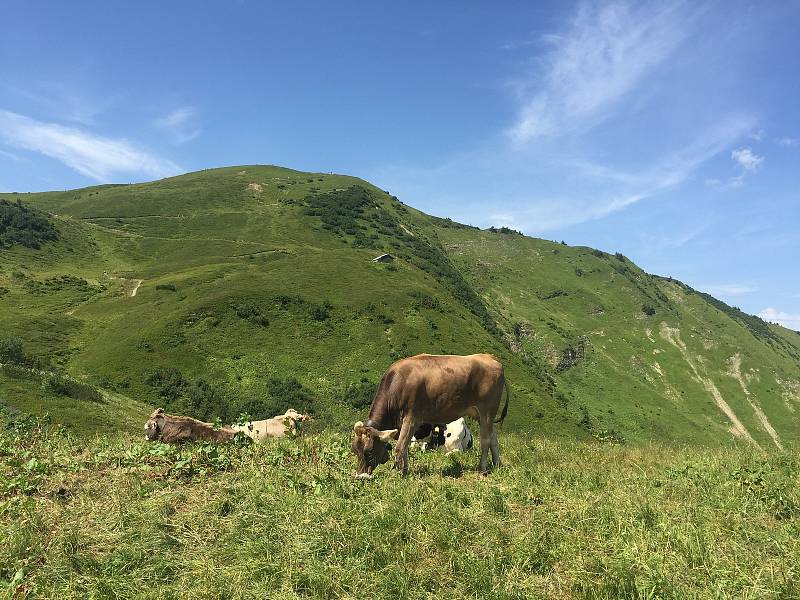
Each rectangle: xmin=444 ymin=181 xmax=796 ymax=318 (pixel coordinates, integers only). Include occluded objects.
xmin=372 ymin=253 xmax=395 ymax=263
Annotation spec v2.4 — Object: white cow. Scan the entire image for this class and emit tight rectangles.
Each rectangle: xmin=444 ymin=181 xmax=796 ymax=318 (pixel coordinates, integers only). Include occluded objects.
xmin=443 ymin=417 xmax=473 ymax=454
xmin=230 ymin=408 xmax=312 ymax=441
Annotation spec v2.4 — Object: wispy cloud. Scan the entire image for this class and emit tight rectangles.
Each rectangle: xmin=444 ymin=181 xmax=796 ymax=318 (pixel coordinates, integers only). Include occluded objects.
xmin=155 ymin=106 xmax=202 ymax=145
xmin=508 ymin=2 xmax=693 ymax=143
xmin=776 ymin=136 xmax=798 ymax=147
xmin=758 ymin=307 xmax=800 ymax=330
xmin=0 ymin=109 xmax=181 ymax=182
xmin=731 ymin=147 xmax=763 ymax=171
xmin=702 ymin=283 xmax=758 ymax=296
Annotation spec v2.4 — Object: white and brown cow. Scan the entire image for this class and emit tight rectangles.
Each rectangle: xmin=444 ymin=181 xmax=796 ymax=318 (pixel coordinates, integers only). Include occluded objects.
xmin=351 ymin=353 xmax=509 ymax=478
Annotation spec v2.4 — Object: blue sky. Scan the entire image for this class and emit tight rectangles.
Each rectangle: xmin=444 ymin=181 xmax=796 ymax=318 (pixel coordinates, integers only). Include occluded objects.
xmin=1 ymin=1 xmax=798 ymax=328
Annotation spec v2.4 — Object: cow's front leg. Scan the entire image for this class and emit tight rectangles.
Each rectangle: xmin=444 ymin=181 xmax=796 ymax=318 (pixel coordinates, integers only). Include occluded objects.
xmin=394 ymin=415 xmax=416 ymax=476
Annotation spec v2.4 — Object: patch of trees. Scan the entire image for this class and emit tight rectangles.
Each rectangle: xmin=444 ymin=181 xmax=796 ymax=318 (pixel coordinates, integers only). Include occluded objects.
xmin=487 ymin=226 xmax=523 ymax=235
xmin=0 ymin=335 xmax=103 ymax=402
xmin=341 ymin=378 xmax=377 ymax=409
xmin=0 ymin=199 xmax=58 ymax=249
xmin=23 ymin=275 xmax=101 ymax=299
xmin=145 ymin=367 xmax=313 ymax=422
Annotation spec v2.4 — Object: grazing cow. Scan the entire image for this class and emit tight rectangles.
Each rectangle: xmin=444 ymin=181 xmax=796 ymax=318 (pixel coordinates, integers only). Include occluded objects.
xmin=351 ymin=353 xmax=509 ymax=478
xmin=443 ymin=417 xmax=473 ymax=454
xmin=230 ymin=408 xmax=312 ymax=441
xmin=144 ymin=408 xmax=236 ymax=443
xmin=410 ymin=423 xmax=446 ymax=451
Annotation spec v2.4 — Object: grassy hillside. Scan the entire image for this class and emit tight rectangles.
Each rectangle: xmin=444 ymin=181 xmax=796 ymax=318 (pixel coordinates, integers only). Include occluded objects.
xmin=2 ymin=413 xmax=798 ymax=598
xmin=1 ymin=165 xmax=799 ymax=447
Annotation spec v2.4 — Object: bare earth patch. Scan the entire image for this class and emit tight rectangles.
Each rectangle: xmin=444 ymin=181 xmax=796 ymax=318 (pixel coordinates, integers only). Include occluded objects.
xmin=726 ymin=353 xmax=782 ymax=449
xmin=659 ymin=323 xmax=758 ymax=447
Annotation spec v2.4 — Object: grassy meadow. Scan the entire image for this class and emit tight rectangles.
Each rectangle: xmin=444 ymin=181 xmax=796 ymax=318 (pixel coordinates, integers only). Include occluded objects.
xmin=2 ymin=411 xmax=799 ymax=599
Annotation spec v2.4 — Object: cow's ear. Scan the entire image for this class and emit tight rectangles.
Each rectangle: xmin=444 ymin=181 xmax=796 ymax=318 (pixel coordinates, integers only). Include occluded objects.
xmin=353 ymin=421 xmax=364 ymax=431
xmin=376 ymin=429 xmax=398 ymax=442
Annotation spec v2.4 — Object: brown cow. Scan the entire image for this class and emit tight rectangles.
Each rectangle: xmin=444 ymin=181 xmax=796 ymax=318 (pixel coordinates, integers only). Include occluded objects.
xmin=351 ymin=353 xmax=509 ymax=478
xmin=144 ymin=408 xmax=236 ymax=443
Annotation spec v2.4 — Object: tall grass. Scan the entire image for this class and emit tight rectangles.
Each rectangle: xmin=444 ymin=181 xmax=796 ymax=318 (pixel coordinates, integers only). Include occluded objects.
xmin=1 ymin=412 xmax=798 ymax=599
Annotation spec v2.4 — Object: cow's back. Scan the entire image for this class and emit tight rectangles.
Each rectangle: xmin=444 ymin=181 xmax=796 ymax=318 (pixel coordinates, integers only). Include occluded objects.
xmin=388 ymin=354 xmax=504 ymax=422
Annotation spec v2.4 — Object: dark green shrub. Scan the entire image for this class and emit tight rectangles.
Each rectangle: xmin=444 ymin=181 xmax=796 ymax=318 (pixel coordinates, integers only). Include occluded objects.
xmin=342 ymin=378 xmax=377 ymax=409
xmin=234 ymin=301 xmax=269 ymax=327
xmin=156 ymin=283 xmax=177 ymax=292
xmin=0 ymin=199 xmax=58 ymax=249
xmin=145 ymin=367 xmax=188 ymax=403
xmin=642 ymin=304 xmax=656 ymax=316
xmin=309 ymin=301 xmax=331 ymax=321
xmin=0 ymin=336 xmax=25 ymax=364
xmin=410 ymin=292 xmax=443 ymax=311
xmin=41 ymin=372 xmax=103 ymax=402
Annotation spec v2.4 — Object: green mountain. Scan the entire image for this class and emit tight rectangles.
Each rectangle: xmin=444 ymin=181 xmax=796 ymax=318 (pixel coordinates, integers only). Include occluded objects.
xmin=1 ymin=165 xmax=799 ymax=446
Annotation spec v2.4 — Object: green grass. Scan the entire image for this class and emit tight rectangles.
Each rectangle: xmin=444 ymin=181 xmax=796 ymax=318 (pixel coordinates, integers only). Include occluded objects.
xmin=1 ymin=411 xmax=798 ymax=599
xmin=0 ymin=164 xmax=798 ymax=449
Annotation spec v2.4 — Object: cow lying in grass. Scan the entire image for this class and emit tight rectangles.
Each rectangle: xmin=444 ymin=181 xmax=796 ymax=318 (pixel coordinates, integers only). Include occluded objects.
xmin=230 ymin=408 xmax=312 ymax=441
xmin=410 ymin=423 xmax=446 ymax=451
xmin=443 ymin=417 xmax=473 ymax=454
xmin=411 ymin=418 xmax=474 ymax=454
xmin=144 ymin=408 xmax=236 ymax=443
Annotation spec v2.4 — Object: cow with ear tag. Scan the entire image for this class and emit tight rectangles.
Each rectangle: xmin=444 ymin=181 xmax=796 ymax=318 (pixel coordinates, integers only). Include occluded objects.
xmin=351 ymin=421 xmax=398 ymax=479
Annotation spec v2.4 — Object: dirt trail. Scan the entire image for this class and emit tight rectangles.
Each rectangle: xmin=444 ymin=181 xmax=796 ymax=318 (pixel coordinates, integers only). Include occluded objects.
xmin=727 ymin=353 xmax=782 ymax=449
xmin=660 ymin=323 xmax=759 ymax=448
xmin=130 ymin=279 xmax=143 ymax=297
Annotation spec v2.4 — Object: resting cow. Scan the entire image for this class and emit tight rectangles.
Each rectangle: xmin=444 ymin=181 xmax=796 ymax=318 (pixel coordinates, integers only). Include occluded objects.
xmin=410 ymin=423 xmax=446 ymax=451
xmin=443 ymin=417 xmax=473 ymax=454
xmin=144 ymin=408 xmax=236 ymax=443
xmin=351 ymin=353 xmax=509 ymax=478
xmin=230 ymin=408 xmax=312 ymax=441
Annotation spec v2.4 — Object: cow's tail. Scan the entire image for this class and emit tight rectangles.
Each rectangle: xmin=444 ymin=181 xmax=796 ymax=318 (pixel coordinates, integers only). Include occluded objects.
xmin=494 ymin=380 xmax=510 ymax=424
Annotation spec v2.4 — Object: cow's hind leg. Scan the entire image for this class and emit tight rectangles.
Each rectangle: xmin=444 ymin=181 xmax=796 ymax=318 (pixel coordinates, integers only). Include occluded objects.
xmin=489 ymin=425 xmax=501 ymax=468
xmin=394 ymin=414 xmax=416 ymax=477
xmin=478 ymin=413 xmax=493 ymax=474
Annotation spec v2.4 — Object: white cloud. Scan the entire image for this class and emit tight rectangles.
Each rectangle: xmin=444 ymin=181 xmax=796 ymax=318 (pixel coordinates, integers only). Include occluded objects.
xmin=702 ymin=283 xmax=757 ymax=296
xmin=508 ymin=2 xmax=692 ymax=143
xmin=758 ymin=307 xmax=800 ymax=330
xmin=731 ymin=147 xmax=763 ymax=171
xmin=0 ymin=109 xmax=181 ymax=182
xmin=776 ymin=136 xmax=798 ymax=147
xmin=155 ymin=106 xmax=201 ymax=144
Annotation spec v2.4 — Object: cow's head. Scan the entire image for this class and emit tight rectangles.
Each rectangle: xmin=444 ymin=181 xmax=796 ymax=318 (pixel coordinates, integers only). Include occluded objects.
xmin=351 ymin=421 xmax=397 ymax=479
xmin=144 ymin=408 xmax=166 ymax=441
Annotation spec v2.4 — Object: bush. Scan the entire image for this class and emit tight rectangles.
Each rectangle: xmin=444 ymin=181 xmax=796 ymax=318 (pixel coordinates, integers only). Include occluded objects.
xmin=234 ymin=301 xmax=269 ymax=327
xmin=342 ymin=378 xmax=377 ymax=409
xmin=41 ymin=372 xmax=103 ymax=402
xmin=642 ymin=304 xmax=656 ymax=316
xmin=145 ymin=367 xmax=188 ymax=403
xmin=0 ymin=199 xmax=58 ymax=249
xmin=0 ymin=336 xmax=25 ymax=364
xmin=155 ymin=283 xmax=177 ymax=292
xmin=234 ymin=377 xmax=313 ymax=420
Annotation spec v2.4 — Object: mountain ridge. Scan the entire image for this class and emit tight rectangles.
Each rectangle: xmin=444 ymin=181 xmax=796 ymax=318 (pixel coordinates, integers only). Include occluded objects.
xmin=1 ymin=165 xmax=798 ymax=446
